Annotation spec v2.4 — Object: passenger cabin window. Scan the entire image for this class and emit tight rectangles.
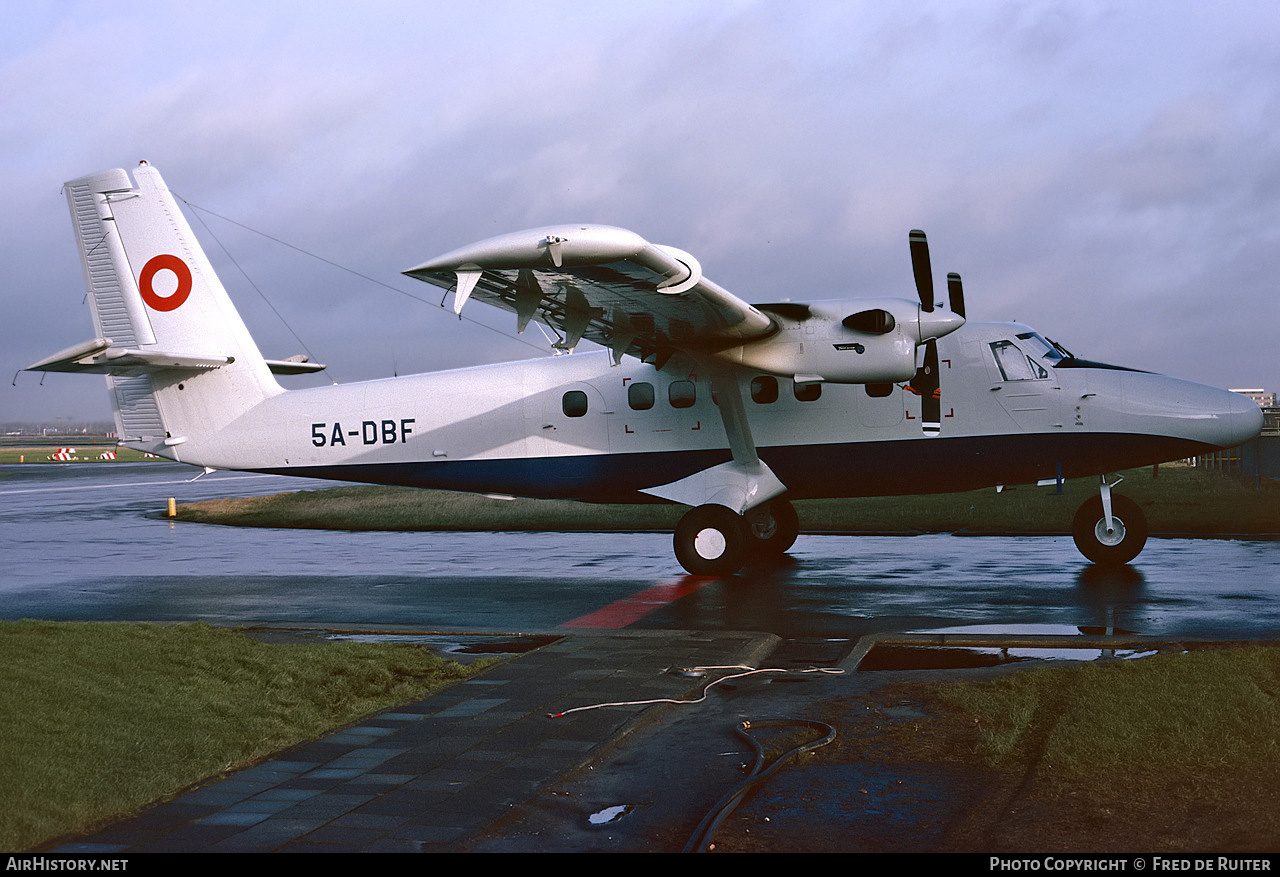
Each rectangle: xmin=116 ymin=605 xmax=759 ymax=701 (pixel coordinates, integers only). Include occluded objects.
xmin=628 ymin=381 xmax=655 ymax=410
xmin=669 ymin=380 xmax=696 ymax=409
xmin=751 ymin=376 xmax=778 ymax=404
xmin=562 ymin=390 xmax=588 ymax=417
xmin=794 ymin=381 xmax=821 ymax=402
xmin=990 ymin=341 xmax=1048 ymax=381
xmin=865 ymin=382 xmax=894 ymax=398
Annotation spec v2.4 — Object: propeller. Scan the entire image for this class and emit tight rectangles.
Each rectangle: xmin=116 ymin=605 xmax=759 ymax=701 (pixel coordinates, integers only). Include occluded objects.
xmin=906 ymin=230 xmax=965 ymax=435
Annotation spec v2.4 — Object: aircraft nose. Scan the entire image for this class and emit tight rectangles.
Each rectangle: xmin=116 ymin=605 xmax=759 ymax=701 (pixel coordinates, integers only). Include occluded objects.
xmin=1217 ymin=387 xmax=1265 ymax=448
xmin=1167 ymin=380 xmax=1264 ymax=449
xmin=1113 ymin=375 xmax=1263 ymax=450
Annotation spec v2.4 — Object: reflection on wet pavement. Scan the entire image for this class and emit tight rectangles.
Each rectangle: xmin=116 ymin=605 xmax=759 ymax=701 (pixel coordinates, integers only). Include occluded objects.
xmin=2 ymin=463 xmax=1277 ymax=641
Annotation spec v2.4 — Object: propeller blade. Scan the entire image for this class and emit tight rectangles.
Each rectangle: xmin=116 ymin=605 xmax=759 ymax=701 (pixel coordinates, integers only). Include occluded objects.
xmin=947 ymin=272 xmax=966 ymax=319
xmin=908 ymin=229 xmax=934 ymax=312
xmin=904 ymin=332 xmax=942 ymax=434
xmin=919 ymin=339 xmax=941 ymax=435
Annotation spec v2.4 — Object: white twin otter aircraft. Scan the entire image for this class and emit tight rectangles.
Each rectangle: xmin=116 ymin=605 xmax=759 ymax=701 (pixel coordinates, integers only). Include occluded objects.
xmin=30 ymin=163 xmax=1262 ymax=575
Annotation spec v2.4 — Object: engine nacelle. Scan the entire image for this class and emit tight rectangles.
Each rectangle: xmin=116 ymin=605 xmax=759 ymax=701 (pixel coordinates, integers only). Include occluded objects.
xmin=712 ymin=297 xmax=963 ymax=384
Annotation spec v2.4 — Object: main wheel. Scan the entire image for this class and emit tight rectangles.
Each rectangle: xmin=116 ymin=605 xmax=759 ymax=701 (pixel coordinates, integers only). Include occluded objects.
xmin=747 ymin=499 xmax=799 ymax=557
xmin=674 ymin=504 xmax=749 ymax=576
xmin=1072 ymin=495 xmax=1148 ymax=565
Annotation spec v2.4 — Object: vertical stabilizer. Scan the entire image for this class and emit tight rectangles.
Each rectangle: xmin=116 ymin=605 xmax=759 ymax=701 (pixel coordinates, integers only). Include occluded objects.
xmin=63 ymin=163 xmax=282 ymax=460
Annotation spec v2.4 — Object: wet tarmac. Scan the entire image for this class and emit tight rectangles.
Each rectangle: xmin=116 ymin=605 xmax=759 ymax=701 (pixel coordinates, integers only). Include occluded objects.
xmin=2 ymin=463 xmax=1278 ymax=641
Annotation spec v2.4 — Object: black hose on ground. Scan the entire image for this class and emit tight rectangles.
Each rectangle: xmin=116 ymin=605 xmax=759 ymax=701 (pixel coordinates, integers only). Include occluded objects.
xmin=683 ymin=718 xmax=837 ymax=853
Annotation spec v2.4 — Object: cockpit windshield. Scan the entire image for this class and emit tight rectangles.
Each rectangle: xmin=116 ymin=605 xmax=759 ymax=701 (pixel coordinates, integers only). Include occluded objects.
xmin=1016 ymin=331 xmax=1070 ymax=365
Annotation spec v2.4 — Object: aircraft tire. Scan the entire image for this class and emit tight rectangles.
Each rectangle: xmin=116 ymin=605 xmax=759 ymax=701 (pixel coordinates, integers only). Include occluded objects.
xmin=675 ymin=504 xmax=749 ymax=576
xmin=1071 ymin=495 xmax=1148 ymax=565
xmin=749 ymin=499 xmax=799 ymax=557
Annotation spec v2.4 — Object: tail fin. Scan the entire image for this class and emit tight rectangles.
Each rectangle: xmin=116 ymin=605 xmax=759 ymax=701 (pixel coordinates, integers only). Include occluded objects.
xmin=54 ymin=163 xmax=283 ymax=458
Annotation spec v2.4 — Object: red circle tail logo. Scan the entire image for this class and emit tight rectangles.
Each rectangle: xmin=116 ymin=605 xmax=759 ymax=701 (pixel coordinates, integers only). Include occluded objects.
xmin=139 ymin=254 xmax=192 ymax=312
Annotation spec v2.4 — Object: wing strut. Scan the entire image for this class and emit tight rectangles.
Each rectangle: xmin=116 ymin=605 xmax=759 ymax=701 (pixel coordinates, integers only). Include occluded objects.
xmin=640 ymin=367 xmax=786 ymax=514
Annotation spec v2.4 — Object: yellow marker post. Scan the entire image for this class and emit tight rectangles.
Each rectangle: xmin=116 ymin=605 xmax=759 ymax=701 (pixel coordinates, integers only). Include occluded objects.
xmin=167 ymin=498 xmax=176 ymax=518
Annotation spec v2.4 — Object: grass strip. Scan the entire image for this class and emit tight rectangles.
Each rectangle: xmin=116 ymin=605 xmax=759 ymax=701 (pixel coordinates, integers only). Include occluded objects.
xmin=799 ymin=646 xmax=1280 ymax=851
xmin=174 ymin=465 xmax=1280 ymax=536
xmin=938 ymin=647 xmax=1280 ymax=789
xmin=927 ymin=646 xmax=1280 ymax=849
xmin=0 ymin=621 xmax=486 ymax=851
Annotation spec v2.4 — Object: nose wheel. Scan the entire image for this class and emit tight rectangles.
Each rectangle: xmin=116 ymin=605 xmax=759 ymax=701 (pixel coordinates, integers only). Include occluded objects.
xmin=1072 ymin=494 xmax=1148 ymax=565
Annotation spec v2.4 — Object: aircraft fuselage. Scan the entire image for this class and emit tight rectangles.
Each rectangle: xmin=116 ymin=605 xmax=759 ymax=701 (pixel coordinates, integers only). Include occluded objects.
xmin=148 ymin=319 xmax=1262 ymax=503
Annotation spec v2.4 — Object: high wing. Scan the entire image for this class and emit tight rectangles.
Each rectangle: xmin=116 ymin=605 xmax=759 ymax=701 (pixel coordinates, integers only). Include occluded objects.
xmin=404 ymin=223 xmax=968 ymax=532
xmin=403 ymin=224 xmax=775 ymax=365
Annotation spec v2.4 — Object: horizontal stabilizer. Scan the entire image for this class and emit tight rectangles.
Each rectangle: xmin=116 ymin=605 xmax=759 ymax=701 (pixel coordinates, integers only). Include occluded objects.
xmin=265 ymin=357 xmax=327 ymax=375
xmin=24 ymin=337 xmax=114 ymax=371
xmin=28 ymin=340 xmax=324 ymax=376
xmin=26 ymin=339 xmax=232 ymax=374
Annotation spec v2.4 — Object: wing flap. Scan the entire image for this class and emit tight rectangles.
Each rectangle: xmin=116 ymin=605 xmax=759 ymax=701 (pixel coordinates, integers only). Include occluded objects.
xmin=403 ymin=224 xmax=774 ymax=360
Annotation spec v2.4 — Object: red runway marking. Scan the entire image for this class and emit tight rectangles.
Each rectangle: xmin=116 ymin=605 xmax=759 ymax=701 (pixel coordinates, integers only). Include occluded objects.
xmin=560 ymin=575 xmax=718 ymax=629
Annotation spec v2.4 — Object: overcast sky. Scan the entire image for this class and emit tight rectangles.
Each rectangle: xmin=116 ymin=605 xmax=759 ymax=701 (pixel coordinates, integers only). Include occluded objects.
xmin=5 ymin=0 xmax=1278 ymax=423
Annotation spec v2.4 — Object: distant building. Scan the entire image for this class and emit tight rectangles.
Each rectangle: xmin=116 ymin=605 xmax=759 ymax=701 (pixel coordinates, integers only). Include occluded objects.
xmin=1200 ymin=389 xmax=1279 ymax=480
xmin=1231 ymin=389 xmax=1277 ymax=408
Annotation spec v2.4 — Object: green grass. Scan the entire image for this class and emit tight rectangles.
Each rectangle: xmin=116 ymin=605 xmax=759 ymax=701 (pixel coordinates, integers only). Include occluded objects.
xmin=936 ymin=647 xmax=1280 ymax=795
xmin=799 ymin=463 xmax=1280 ymax=534
xmin=0 ymin=621 xmax=488 ymax=852
xmin=820 ymin=646 xmax=1280 ymax=850
xmin=174 ymin=464 xmax=1280 ymax=536
xmin=177 ymin=483 xmax=688 ymax=531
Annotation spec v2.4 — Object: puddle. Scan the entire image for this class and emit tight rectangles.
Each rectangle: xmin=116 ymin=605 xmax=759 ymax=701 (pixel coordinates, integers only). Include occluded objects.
xmin=241 ymin=628 xmax=557 ymax=662
xmin=445 ymin=635 xmax=560 ymax=655
xmin=588 ymin=804 xmax=636 ymax=826
xmin=860 ymin=645 xmax=1027 ymax=670
xmin=862 ymin=624 xmax=1162 ymax=670
xmin=878 ymin=703 xmax=928 ymax=720
xmin=323 ymin=632 xmax=559 ymax=660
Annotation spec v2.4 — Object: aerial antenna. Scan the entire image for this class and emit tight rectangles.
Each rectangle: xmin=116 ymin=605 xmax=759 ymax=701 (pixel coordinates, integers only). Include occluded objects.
xmin=177 ymin=196 xmax=553 ymax=357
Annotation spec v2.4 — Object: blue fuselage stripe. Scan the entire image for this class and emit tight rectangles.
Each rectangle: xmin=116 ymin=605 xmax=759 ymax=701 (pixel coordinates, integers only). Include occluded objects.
xmin=255 ymin=432 xmax=1213 ymax=503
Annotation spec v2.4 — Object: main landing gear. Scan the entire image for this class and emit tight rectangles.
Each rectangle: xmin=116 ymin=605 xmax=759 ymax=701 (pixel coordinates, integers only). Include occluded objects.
xmin=674 ymin=499 xmax=798 ymax=576
xmin=1071 ymin=477 xmax=1148 ymax=565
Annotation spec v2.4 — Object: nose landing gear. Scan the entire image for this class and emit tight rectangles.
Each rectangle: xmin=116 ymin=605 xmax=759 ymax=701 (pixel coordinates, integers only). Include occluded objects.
xmin=1072 ymin=476 xmax=1148 ymax=565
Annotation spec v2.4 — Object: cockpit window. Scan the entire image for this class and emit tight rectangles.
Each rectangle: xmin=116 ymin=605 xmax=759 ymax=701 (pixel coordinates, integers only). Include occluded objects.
xmin=991 ymin=340 xmax=1049 ymax=381
xmin=1016 ymin=331 xmax=1067 ymax=365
